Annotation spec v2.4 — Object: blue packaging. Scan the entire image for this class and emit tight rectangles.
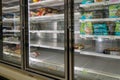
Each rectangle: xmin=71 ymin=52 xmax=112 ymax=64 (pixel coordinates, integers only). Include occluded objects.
xmin=3 ymin=13 xmax=14 ymax=18
xmin=93 ymin=23 xmax=108 ymax=35
xmin=94 ymin=32 xmax=108 ymax=35
xmin=94 ymin=29 xmax=108 ymax=33
xmin=115 ymin=32 xmax=120 ymax=35
xmin=81 ymin=0 xmax=94 ymax=4
xmin=93 ymin=24 xmax=107 ymax=29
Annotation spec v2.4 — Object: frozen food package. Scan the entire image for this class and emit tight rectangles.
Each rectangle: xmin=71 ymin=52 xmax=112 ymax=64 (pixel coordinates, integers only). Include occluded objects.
xmin=109 ymin=4 xmax=120 ymax=18
xmin=81 ymin=0 xmax=94 ymax=4
xmin=93 ymin=10 xmax=108 ymax=18
xmin=36 ymin=8 xmax=60 ymax=16
xmin=107 ymin=22 xmax=115 ymax=35
xmin=93 ymin=23 xmax=108 ymax=35
xmin=115 ymin=22 xmax=120 ymax=35
xmin=94 ymin=0 xmax=104 ymax=2
xmin=93 ymin=23 xmax=107 ymax=29
xmin=3 ymin=13 xmax=14 ymax=18
xmin=80 ymin=22 xmax=93 ymax=35
xmin=33 ymin=0 xmax=40 ymax=2
xmin=80 ymin=12 xmax=93 ymax=19
xmin=109 ymin=0 xmax=120 ymax=2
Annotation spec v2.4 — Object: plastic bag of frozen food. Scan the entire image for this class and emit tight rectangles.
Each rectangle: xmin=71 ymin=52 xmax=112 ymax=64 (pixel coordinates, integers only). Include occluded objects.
xmin=115 ymin=22 xmax=120 ymax=35
xmin=80 ymin=22 xmax=93 ymax=35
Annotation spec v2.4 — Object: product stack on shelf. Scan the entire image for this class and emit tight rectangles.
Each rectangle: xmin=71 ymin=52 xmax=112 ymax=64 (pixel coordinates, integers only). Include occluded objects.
xmin=80 ymin=0 xmax=120 ymax=36
xmin=77 ymin=0 xmax=120 ymax=55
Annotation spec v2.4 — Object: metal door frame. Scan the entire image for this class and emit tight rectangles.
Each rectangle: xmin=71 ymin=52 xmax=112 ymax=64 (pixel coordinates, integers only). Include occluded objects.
xmin=0 ymin=0 xmax=75 ymax=79
xmin=65 ymin=0 xmax=74 ymax=79
xmin=0 ymin=0 xmax=23 ymax=69
xmin=23 ymin=0 xmax=74 ymax=80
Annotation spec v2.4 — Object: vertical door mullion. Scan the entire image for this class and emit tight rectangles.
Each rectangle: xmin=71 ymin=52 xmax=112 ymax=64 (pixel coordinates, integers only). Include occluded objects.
xmin=20 ymin=0 xmax=29 ymax=69
xmin=64 ymin=0 xmax=69 ymax=79
xmin=20 ymin=0 xmax=24 ymax=69
xmin=0 ymin=0 xmax=3 ymax=59
xmin=24 ymin=0 xmax=29 ymax=69
xmin=68 ymin=0 xmax=74 ymax=79
xmin=65 ymin=0 xmax=74 ymax=79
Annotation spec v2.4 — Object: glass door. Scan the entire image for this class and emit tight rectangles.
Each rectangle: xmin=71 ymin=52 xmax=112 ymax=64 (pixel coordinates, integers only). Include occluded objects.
xmin=27 ymin=0 xmax=65 ymax=78
xmin=1 ymin=0 xmax=21 ymax=65
xmin=74 ymin=0 xmax=120 ymax=80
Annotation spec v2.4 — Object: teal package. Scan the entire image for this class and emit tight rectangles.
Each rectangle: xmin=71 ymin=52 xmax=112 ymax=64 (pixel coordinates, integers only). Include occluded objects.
xmin=94 ymin=29 xmax=108 ymax=32
xmin=93 ymin=24 xmax=107 ymax=29
xmin=94 ymin=32 xmax=108 ymax=35
xmin=115 ymin=32 xmax=120 ymax=35
xmin=109 ymin=4 xmax=120 ymax=18
xmin=81 ymin=0 xmax=94 ymax=4
xmin=93 ymin=23 xmax=108 ymax=35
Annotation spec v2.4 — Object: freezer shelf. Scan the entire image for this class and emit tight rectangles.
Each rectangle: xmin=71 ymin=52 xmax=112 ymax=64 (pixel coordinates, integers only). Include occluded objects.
xmin=80 ymin=1 xmax=120 ymax=8
xmin=29 ymin=49 xmax=64 ymax=76
xmin=29 ymin=50 xmax=120 ymax=80
xmin=2 ymin=0 xmax=18 ymax=4
xmin=2 ymin=13 xmax=80 ymax=23
xmin=3 ymin=18 xmax=19 ymax=23
xmin=79 ymin=18 xmax=120 ymax=22
xmin=79 ymin=51 xmax=120 ymax=59
xmin=3 ymin=41 xmax=20 ymax=44
xmin=2 ymin=6 xmax=19 ymax=13
xmin=4 ymin=16 xmax=120 ymax=23
xmin=80 ymin=35 xmax=120 ymax=40
xmin=30 ymin=13 xmax=80 ymax=22
xmin=30 ymin=53 xmax=64 ymax=70
xmin=30 ymin=40 xmax=80 ymax=52
xmin=30 ymin=40 xmax=64 ymax=50
xmin=3 ymin=30 xmax=20 ymax=33
xmin=30 ymin=40 xmax=80 ymax=53
xmin=3 ymin=51 xmax=20 ymax=58
xmin=30 ymin=0 xmax=64 ymax=9
xmin=79 ymin=44 xmax=120 ymax=59
xmin=74 ymin=54 xmax=120 ymax=80
xmin=30 ymin=30 xmax=64 ymax=33
xmin=3 ymin=52 xmax=21 ymax=65
xmin=30 ymin=30 xmax=79 ymax=34
xmin=2 ymin=0 xmax=81 ymax=12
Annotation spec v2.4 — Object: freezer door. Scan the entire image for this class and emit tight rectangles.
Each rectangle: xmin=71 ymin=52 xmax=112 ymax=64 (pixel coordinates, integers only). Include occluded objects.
xmin=27 ymin=0 xmax=65 ymax=78
xmin=1 ymin=0 xmax=22 ymax=66
xmin=74 ymin=0 xmax=120 ymax=80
